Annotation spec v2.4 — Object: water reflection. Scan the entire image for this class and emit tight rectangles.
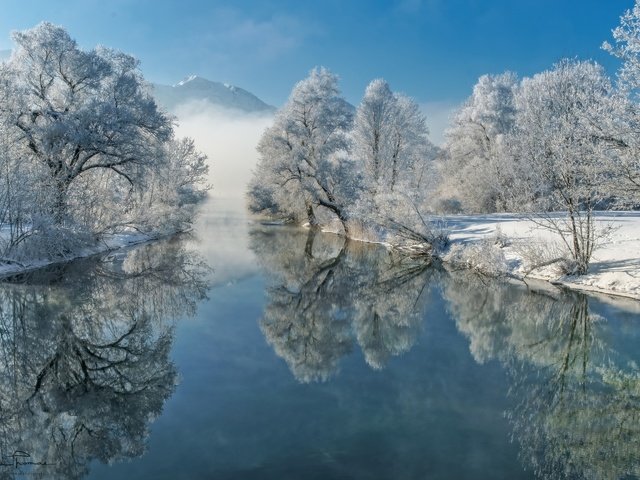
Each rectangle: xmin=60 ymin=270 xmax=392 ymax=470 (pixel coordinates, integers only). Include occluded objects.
xmin=0 ymin=238 xmax=209 ymax=479
xmin=253 ymin=227 xmax=640 ymax=478
xmin=250 ymin=228 xmax=432 ymax=382
xmin=443 ymin=271 xmax=640 ymax=479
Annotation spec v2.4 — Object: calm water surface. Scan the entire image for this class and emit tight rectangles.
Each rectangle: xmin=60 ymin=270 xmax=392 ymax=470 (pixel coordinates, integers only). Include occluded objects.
xmin=0 ymin=198 xmax=638 ymax=479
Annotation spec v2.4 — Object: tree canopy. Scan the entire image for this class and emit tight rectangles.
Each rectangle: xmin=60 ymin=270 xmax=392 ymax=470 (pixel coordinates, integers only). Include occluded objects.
xmin=0 ymin=22 xmax=209 ymax=262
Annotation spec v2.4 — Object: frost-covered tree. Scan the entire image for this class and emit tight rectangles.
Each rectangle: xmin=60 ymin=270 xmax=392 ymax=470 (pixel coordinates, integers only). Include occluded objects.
xmin=0 ymin=22 xmax=172 ymax=223
xmin=440 ymin=72 xmax=518 ymax=212
xmin=247 ymin=67 xmax=354 ymax=233
xmin=122 ymin=137 xmax=210 ymax=235
xmin=507 ymin=60 xmax=615 ymax=274
xmin=388 ymin=94 xmax=433 ymax=194
xmin=601 ymin=3 xmax=640 ymax=202
xmin=599 ymin=98 xmax=640 ymax=204
xmin=0 ymin=23 xmax=209 ymax=260
xmin=603 ymin=0 xmax=640 ymax=97
xmin=352 ymin=79 xmax=397 ymax=190
xmin=350 ymin=79 xmax=436 ymax=241
xmin=353 ymin=80 xmax=432 ymax=193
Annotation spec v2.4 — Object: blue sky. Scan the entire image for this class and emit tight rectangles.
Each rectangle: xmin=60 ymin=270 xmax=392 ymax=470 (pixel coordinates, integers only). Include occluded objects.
xmin=0 ymin=0 xmax=631 ymax=107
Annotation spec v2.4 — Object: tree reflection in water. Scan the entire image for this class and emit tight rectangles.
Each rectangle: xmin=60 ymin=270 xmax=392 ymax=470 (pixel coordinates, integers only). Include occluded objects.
xmin=250 ymin=227 xmax=432 ymax=382
xmin=444 ymin=271 xmax=640 ymax=479
xmin=252 ymin=227 xmax=640 ymax=477
xmin=0 ymin=238 xmax=209 ymax=479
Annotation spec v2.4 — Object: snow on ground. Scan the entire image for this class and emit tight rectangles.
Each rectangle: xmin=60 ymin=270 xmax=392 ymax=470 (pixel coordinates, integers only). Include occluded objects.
xmin=0 ymin=231 xmax=159 ymax=280
xmin=440 ymin=211 xmax=640 ymax=301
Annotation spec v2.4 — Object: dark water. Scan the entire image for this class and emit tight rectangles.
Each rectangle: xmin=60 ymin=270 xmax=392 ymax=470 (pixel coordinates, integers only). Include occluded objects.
xmin=0 ymin=199 xmax=638 ymax=479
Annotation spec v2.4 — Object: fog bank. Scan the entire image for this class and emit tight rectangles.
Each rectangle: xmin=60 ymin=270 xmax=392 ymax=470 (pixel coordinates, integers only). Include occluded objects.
xmin=173 ymin=100 xmax=273 ymax=199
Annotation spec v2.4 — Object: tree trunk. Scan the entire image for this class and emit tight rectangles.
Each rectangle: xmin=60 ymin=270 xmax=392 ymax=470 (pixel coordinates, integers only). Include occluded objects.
xmin=306 ymin=201 xmax=319 ymax=229
xmin=391 ymin=158 xmax=398 ymax=192
xmin=53 ymin=177 xmax=71 ymax=225
xmin=317 ymin=198 xmax=350 ymax=237
xmin=567 ymin=208 xmax=590 ymax=275
xmin=304 ymin=228 xmax=317 ymax=258
xmin=339 ymin=211 xmax=350 ymax=237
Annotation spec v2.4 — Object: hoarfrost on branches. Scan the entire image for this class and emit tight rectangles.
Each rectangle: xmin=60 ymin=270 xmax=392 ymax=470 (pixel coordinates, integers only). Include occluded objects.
xmin=247 ymin=67 xmax=354 ymax=234
xmin=0 ymin=22 xmax=210 ymax=263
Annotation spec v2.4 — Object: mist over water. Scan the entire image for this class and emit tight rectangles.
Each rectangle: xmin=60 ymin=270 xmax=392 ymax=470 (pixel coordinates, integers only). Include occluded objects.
xmin=167 ymin=96 xmax=456 ymax=288
xmin=173 ymin=100 xmax=273 ymax=199
xmin=168 ymin=101 xmax=274 ymax=287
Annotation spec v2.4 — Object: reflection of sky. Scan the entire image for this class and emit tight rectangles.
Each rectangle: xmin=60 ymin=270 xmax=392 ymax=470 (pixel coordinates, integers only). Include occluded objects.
xmin=87 ymin=203 xmax=529 ymax=478
xmin=91 ymin=273 xmax=532 ymax=479
xmin=190 ymin=197 xmax=261 ymax=288
xmin=86 ymin=203 xmax=640 ymax=478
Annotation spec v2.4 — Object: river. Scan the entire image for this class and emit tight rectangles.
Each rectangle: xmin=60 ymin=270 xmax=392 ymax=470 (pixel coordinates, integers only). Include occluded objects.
xmin=0 ymin=198 xmax=637 ymax=479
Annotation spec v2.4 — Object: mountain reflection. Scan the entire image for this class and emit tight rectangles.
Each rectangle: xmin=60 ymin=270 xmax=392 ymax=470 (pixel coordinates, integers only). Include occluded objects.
xmin=0 ymin=238 xmax=209 ymax=479
xmin=250 ymin=227 xmax=432 ymax=382
xmin=444 ymin=271 xmax=640 ymax=480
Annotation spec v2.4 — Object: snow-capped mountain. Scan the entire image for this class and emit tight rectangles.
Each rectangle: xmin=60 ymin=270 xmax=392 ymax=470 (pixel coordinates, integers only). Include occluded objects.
xmin=151 ymin=75 xmax=275 ymax=114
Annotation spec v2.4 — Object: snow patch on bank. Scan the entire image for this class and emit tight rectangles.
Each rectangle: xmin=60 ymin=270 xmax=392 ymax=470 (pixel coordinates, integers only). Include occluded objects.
xmin=440 ymin=211 xmax=640 ymax=301
xmin=0 ymin=231 xmax=170 ymax=280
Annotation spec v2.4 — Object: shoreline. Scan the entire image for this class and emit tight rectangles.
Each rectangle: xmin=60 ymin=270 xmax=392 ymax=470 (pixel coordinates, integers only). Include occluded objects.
xmin=0 ymin=230 xmax=186 ymax=281
xmin=443 ymin=253 xmax=640 ymax=305
xmin=439 ymin=212 xmax=640 ymax=303
xmin=312 ymin=211 xmax=640 ymax=304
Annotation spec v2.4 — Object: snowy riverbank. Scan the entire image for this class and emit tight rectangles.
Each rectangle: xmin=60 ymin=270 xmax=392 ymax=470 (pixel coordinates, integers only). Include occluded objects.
xmin=439 ymin=212 xmax=640 ymax=301
xmin=0 ymin=231 xmax=172 ymax=280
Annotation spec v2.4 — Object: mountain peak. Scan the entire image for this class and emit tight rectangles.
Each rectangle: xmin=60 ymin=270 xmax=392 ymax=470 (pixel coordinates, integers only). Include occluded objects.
xmin=174 ymin=75 xmax=200 ymax=87
xmin=152 ymin=75 xmax=276 ymax=114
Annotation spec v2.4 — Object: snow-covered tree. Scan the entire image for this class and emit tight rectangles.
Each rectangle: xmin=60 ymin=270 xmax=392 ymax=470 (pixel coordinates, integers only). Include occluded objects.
xmin=352 ymin=79 xmax=397 ymax=190
xmin=121 ymin=137 xmax=210 ymax=235
xmin=507 ymin=60 xmax=615 ymax=274
xmin=603 ymin=0 xmax=640 ymax=97
xmin=440 ymin=72 xmax=518 ymax=212
xmin=0 ymin=22 xmax=172 ymax=223
xmin=247 ymin=67 xmax=354 ymax=233
xmin=389 ymin=94 xmax=433 ymax=193
xmin=350 ymin=79 xmax=436 ymax=241
xmin=602 ymin=3 xmax=640 ymax=202
xmin=600 ymin=97 xmax=640 ymax=204
xmin=0 ymin=23 xmax=209 ymax=260
xmin=353 ymin=79 xmax=433 ymax=195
